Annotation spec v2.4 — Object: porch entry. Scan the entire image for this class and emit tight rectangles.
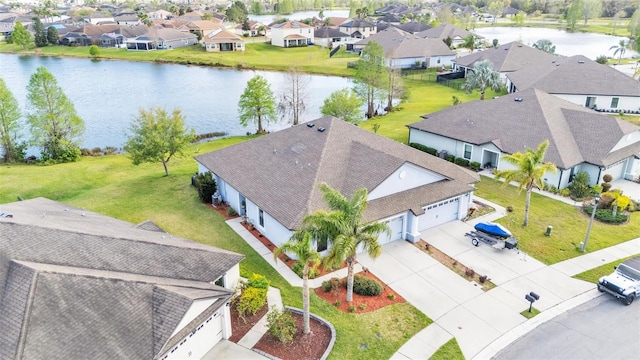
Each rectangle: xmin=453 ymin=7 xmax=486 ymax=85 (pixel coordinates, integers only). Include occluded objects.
xmin=482 ymin=149 xmax=500 ymax=169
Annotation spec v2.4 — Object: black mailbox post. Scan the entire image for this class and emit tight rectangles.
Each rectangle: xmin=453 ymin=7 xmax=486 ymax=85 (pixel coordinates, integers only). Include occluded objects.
xmin=525 ymin=291 xmax=540 ymax=312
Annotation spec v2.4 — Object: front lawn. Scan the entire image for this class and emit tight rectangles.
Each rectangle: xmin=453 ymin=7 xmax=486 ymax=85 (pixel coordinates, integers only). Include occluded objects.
xmin=573 ymin=254 xmax=640 ymax=283
xmin=474 ymin=176 xmax=639 ymax=265
xmin=0 ymin=139 xmax=429 ymax=360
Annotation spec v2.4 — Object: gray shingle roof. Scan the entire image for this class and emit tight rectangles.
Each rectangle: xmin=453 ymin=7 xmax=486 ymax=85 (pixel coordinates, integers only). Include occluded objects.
xmin=507 ymin=55 xmax=640 ymax=97
xmin=314 ymin=27 xmax=350 ymax=38
xmin=195 ymin=116 xmax=478 ymax=230
xmin=0 ymin=198 xmax=242 ymax=360
xmin=416 ymin=24 xmax=481 ymax=41
xmin=408 ymin=89 xmax=640 ymax=169
xmin=454 ymin=41 xmax=558 ymax=73
xmin=356 ymin=27 xmax=454 ymax=58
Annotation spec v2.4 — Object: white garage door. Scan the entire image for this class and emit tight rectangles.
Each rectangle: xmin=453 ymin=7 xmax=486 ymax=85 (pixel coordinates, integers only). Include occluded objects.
xmin=603 ymin=160 xmax=625 ymax=181
xmin=418 ymin=197 xmax=460 ymax=231
xmin=380 ymin=216 xmax=404 ymax=245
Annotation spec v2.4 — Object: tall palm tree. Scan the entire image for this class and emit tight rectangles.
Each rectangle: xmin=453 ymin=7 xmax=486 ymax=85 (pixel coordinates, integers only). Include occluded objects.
xmin=274 ymin=232 xmax=320 ymax=334
xmin=302 ymin=183 xmax=390 ymax=303
xmin=495 ymin=140 xmax=557 ymax=226
xmin=609 ymin=40 xmax=627 ymax=64
xmin=463 ymin=60 xmax=501 ymax=100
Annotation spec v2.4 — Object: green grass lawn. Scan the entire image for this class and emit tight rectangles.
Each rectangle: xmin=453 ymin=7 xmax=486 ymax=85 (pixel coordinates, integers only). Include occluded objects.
xmin=429 ymin=338 xmax=465 ymax=360
xmin=520 ymin=307 xmax=541 ymax=319
xmin=0 ymin=140 xmax=429 ymax=360
xmin=475 ymin=176 xmax=639 ymax=265
xmin=0 ymin=42 xmax=356 ymax=77
xmin=573 ymin=254 xmax=640 ymax=283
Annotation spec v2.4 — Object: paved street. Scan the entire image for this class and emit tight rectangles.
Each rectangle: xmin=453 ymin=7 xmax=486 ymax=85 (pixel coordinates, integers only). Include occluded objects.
xmin=494 ymin=295 xmax=640 ymax=360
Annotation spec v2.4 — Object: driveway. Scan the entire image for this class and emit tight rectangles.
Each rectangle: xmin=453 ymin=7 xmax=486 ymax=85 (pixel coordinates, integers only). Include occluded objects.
xmin=358 ymin=221 xmax=594 ymax=359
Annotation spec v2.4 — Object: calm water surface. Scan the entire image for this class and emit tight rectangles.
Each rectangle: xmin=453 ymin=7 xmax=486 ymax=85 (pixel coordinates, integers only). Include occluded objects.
xmin=473 ymin=27 xmax=640 ymax=60
xmin=0 ymin=54 xmax=352 ymax=150
xmin=249 ymin=10 xmax=350 ymax=24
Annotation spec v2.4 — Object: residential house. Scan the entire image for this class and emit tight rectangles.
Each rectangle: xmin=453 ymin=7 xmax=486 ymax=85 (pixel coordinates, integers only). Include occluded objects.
xmin=126 ymin=27 xmax=198 ymax=50
xmin=407 ymin=89 xmax=640 ymax=188
xmin=416 ymin=23 xmax=480 ymax=48
xmin=84 ymin=15 xmax=115 ymax=25
xmin=178 ymin=19 xmax=223 ymax=39
xmin=195 ymin=116 xmax=478 ymax=251
xmin=502 ymin=6 xmax=520 ymax=17
xmin=452 ymin=41 xmax=558 ymax=82
xmin=179 ymin=11 xmax=203 ymax=21
xmin=114 ymin=12 xmax=139 ymax=25
xmin=203 ymin=28 xmax=245 ymax=52
xmin=270 ymin=20 xmax=314 ymax=48
xmin=354 ymin=27 xmax=456 ymax=68
xmin=0 ymin=14 xmax=16 ymax=39
xmin=148 ymin=9 xmax=173 ymax=20
xmin=61 ymin=24 xmax=121 ymax=46
xmin=338 ymin=18 xmax=377 ymax=39
xmin=234 ymin=20 xmax=266 ymax=37
xmin=0 ymin=197 xmax=244 ymax=360
xmin=506 ymin=55 xmax=640 ymax=112
xmin=396 ymin=21 xmax=431 ymax=34
xmin=313 ymin=26 xmax=351 ymax=48
xmin=323 ymin=17 xmax=349 ymax=28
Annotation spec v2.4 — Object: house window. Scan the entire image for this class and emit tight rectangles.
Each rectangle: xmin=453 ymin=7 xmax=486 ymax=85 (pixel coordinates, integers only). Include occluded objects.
xmin=585 ymin=96 xmax=596 ymax=108
xmin=437 ymin=58 xmax=441 ymax=64
xmin=258 ymin=209 xmax=264 ymax=227
xmin=463 ymin=144 xmax=472 ymax=160
xmin=316 ymin=238 xmax=328 ymax=252
xmin=610 ymin=97 xmax=619 ymax=108
xmin=214 ymin=275 xmax=225 ymax=287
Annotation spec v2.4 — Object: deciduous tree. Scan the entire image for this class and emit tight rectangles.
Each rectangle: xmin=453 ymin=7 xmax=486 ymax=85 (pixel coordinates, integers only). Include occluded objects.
xmin=238 ymin=75 xmax=277 ymax=134
xmin=27 ymin=67 xmax=84 ymax=162
xmin=320 ymin=88 xmax=364 ymax=123
xmin=33 ymin=17 xmax=47 ymax=47
xmin=278 ymin=66 xmax=310 ymax=126
xmin=0 ymin=78 xmax=23 ymax=163
xmin=580 ymin=0 xmax=602 ymax=25
xmin=124 ymin=107 xmax=195 ymax=176
xmin=47 ymin=26 xmax=58 ymax=45
xmin=354 ymin=41 xmax=389 ymax=118
xmin=11 ymin=22 xmax=31 ymax=50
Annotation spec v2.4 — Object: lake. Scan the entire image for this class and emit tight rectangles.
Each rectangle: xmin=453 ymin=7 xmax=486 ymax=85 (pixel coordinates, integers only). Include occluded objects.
xmin=249 ymin=9 xmax=350 ymax=24
xmin=473 ymin=27 xmax=640 ymax=60
xmin=0 ymin=54 xmax=352 ymax=151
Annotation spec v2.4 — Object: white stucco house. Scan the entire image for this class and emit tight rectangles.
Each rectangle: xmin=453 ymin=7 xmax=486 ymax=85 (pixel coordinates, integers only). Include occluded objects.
xmin=314 ymin=26 xmax=351 ymax=48
xmin=354 ymin=27 xmax=456 ymax=69
xmin=195 ymin=116 xmax=479 ymax=252
xmin=506 ymin=55 xmax=640 ymax=113
xmin=270 ymin=20 xmax=314 ymax=47
xmin=416 ymin=23 xmax=481 ymax=48
xmin=407 ymin=89 xmax=640 ymax=189
xmin=0 ymin=198 xmax=243 ymax=360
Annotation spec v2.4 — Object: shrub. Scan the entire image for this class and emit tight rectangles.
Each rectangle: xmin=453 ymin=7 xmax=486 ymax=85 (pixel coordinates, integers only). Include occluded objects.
xmin=291 ymin=261 xmax=320 ymax=279
xmin=266 ymin=307 xmax=296 ymax=343
xmin=479 ymin=275 xmax=488 ymax=283
xmin=558 ymin=188 xmax=571 ymax=197
xmin=568 ymin=171 xmax=591 ymax=199
xmin=321 ymin=280 xmax=333 ymax=292
xmin=465 ymin=268 xmax=475 ymax=277
xmin=387 ymin=293 xmax=396 ymax=300
xmin=237 ymin=287 xmax=267 ymax=317
xmin=590 ymin=184 xmax=603 ymax=195
xmin=601 ymin=182 xmax=612 ymax=192
xmin=469 ymin=161 xmax=481 ymax=171
xmin=549 ymin=185 xmax=558 ymax=194
xmin=602 ymin=174 xmax=613 ymax=183
xmin=446 ymin=154 xmax=456 ymax=162
xmin=584 ymin=206 xmax=628 ymax=224
xmin=595 ymin=55 xmax=608 ymax=64
xmin=454 ymin=158 xmax=470 ymax=167
xmin=352 ymin=275 xmax=383 ymax=296
xmin=506 ymin=205 xmax=514 ymax=212
xmin=359 ymin=303 xmax=366 ymax=310
xmin=349 ymin=305 xmax=356 ymax=312
xmin=247 ymin=273 xmax=270 ymax=289
xmin=226 ymin=206 xmax=237 ymax=216
xmin=409 ymin=143 xmax=437 ymax=156
xmin=333 ymin=301 xmax=341 ymax=307
xmin=194 ymin=171 xmax=217 ymax=203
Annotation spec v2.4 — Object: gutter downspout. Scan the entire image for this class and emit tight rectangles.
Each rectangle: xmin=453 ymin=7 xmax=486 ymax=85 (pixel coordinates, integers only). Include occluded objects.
xmin=557 ymin=169 xmax=563 ymax=189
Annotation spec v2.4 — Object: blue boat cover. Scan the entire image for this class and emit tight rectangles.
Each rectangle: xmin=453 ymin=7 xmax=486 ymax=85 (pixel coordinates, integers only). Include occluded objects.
xmin=474 ymin=222 xmax=512 ymax=238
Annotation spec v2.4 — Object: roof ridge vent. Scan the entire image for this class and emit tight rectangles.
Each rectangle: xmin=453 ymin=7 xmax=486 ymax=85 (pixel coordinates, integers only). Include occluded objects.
xmin=578 ymin=60 xmax=584 ymax=64
xmin=317 ymin=127 xmax=326 ymax=132
xmin=307 ymin=123 xmax=315 ymax=128
xmin=514 ymin=98 xmax=523 ymax=102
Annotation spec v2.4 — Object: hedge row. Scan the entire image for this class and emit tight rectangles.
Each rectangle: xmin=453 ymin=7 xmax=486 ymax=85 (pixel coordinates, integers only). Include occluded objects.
xmin=409 ymin=143 xmax=481 ymax=171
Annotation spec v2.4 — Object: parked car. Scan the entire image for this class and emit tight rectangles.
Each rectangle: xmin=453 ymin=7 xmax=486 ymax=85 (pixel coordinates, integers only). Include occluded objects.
xmin=598 ymin=256 xmax=640 ymax=305
xmin=484 ymin=15 xmax=495 ymax=23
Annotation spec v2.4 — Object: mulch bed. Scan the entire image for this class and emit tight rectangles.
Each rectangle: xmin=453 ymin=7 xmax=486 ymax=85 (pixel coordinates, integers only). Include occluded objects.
xmin=207 ymin=203 xmax=240 ymax=220
xmin=229 ymin=302 xmax=269 ymax=343
xmin=314 ymin=270 xmax=405 ymax=313
xmin=253 ymin=311 xmax=332 ymax=360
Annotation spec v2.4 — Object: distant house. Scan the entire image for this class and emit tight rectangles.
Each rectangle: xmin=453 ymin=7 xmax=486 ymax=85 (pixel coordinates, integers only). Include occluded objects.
xmin=126 ymin=27 xmax=198 ymax=50
xmin=270 ymin=21 xmax=314 ymax=47
xmin=416 ymin=23 xmax=480 ymax=48
xmin=396 ymin=21 xmax=431 ymax=34
xmin=0 ymin=197 xmax=244 ymax=360
xmin=452 ymin=41 xmax=558 ymax=82
xmin=178 ymin=20 xmax=223 ymax=39
xmin=148 ymin=9 xmax=173 ymax=20
xmin=195 ymin=117 xmax=478 ymax=250
xmin=114 ymin=13 xmax=139 ymax=25
xmin=355 ymin=27 xmax=456 ymax=68
xmin=234 ymin=20 xmax=266 ymax=37
xmin=506 ymin=55 xmax=640 ymax=113
xmin=203 ymin=28 xmax=245 ymax=52
xmin=503 ymin=6 xmax=520 ymax=17
xmin=313 ymin=26 xmax=351 ymax=48
xmin=338 ymin=18 xmax=377 ymax=39
xmin=84 ymin=15 xmax=115 ymax=25
xmin=408 ymin=89 xmax=640 ymax=187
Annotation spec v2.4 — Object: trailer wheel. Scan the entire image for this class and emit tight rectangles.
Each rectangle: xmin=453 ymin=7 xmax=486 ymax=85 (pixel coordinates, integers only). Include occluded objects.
xmin=624 ymin=294 xmax=634 ymax=306
xmin=597 ymin=284 xmax=604 ymax=292
xmin=471 ymin=238 xmax=479 ymax=247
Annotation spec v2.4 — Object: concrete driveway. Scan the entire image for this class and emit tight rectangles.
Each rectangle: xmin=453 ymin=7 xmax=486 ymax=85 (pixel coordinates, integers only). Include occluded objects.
xmin=359 ymin=221 xmax=595 ymax=359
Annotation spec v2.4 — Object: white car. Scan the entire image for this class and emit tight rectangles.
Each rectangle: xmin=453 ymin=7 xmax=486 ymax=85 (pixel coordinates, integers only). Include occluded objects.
xmin=485 ymin=15 xmax=495 ymax=23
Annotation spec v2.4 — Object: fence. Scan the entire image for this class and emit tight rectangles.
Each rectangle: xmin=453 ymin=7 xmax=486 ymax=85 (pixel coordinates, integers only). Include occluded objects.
xmin=401 ymin=70 xmax=467 ymax=90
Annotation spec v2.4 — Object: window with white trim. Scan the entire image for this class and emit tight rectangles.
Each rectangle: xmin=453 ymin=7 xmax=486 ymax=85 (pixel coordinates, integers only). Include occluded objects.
xmin=258 ymin=209 xmax=264 ymax=227
xmin=610 ymin=97 xmax=619 ymax=108
xmin=463 ymin=144 xmax=472 ymax=160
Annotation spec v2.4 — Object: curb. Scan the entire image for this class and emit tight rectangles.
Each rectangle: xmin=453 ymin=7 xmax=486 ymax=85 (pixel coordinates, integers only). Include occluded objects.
xmin=472 ymin=289 xmax=603 ymax=360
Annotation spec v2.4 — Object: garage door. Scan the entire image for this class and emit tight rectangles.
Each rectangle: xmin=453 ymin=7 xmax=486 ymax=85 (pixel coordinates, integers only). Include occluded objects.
xmin=379 ymin=216 xmax=404 ymax=245
xmin=603 ymin=160 xmax=625 ymax=181
xmin=418 ymin=197 xmax=460 ymax=231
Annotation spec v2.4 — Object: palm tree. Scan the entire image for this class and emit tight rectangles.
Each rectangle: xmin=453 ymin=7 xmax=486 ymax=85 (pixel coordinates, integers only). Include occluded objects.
xmin=532 ymin=39 xmax=556 ymax=54
xmin=495 ymin=140 xmax=557 ymax=226
xmin=609 ymin=40 xmax=627 ymax=64
xmin=274 ymin=232 xmax=320 ymax=334
xmin=463 ymin=60 xmax=502 ymax=100
xmin=461 ymin=35 xmax=475 ymax=53
xmin=301 ymin=183 xmax=390 ymax=303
